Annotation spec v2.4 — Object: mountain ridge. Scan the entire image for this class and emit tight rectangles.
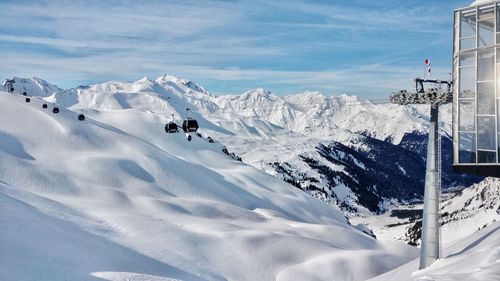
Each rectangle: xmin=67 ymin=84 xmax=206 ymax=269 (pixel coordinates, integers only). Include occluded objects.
xmin=4 ymin=76 xmax=483 ymax=215
xmin=0 ymin=87 xmax=420 ymax=281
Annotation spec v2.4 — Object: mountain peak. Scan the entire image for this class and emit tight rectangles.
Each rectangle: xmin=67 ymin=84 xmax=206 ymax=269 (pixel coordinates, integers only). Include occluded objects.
xmin=180 ymin=79 xmax=211 ymax=96
xmin=154 ymin=74 xmax=212 ymax=96
xmin=137 ymin=76 xmax=153 ymax=83
xmin=338 ymin=93 xmax=358 ymax=100
xmin=295 ymin=90 xmax=327 ymax=102
xmin=243 ymin=87 xmax=272 ymax=97
xmin=155 ymin=74 xmax=181 ymax=84
xmin=7 ymin=76 xmax=61 ymax=97
xmin=302 ymin=90 xmax=324 ymax=96
xmin=238 ymin=88 xmax=276 ymax=103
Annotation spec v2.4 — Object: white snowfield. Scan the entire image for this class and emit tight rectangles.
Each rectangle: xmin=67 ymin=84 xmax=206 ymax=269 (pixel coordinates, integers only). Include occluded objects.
xmin=7 ymin=75 xmax=440 ymax=216
xmin=0 ymin=91 xmax=418 ymax=281
xmin=352 ymin=177 xmax=500 ymax=246
xmin=368 ymin=221 xmax=500 ymax=281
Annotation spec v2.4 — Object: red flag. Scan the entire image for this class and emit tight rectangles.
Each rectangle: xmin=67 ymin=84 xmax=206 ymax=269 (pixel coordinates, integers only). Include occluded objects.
xmin=424 ymin=58 xmax=431 ymax=77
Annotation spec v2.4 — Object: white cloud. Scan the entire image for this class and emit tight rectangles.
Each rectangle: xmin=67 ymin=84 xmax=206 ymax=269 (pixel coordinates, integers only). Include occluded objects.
xmin=0 ymin=0 xmax=458 ymax=97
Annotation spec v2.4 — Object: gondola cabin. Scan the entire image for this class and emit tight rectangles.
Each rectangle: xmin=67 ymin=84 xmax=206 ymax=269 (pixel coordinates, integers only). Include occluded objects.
xmin=453 ymin=0 xmax=500 ymax=176
xmin=182 ymin=119 xmax=199 ymax=133
xmin=165 ymin=121 xmax=178 ymax=133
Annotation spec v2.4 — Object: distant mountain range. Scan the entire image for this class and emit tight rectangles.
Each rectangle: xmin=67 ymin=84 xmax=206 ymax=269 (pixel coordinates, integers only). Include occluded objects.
xmin=7 ymin=75 xmax=484 ymax=216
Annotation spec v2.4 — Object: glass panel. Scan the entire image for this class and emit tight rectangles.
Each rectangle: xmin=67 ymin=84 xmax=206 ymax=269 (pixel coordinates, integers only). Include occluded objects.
xmin=498 ymin=134 xmax=500 ymax=160
xmin=478 ymin=49 xmax=494 ymax=81
xmin=497 ymin=65 xmax=500 ymax=96
xmin=459 ymin=132 xmax=476 ymax=163
xmin=479 ymin=5 xmax=494 ymax=19
xmin=461 ymin=9 xmax=477 ymax=37
xmin=460 ymin=38 xmax=476 ymax=50
xmin=497 ymin=4 xmax=500 ymax=32
xmin=459 ymin=67 xmax=476 ymax=98
xmin=460 ymin=52 xmax=475 ymax=67
xmin=497 ymin=33 xmax=500 ymax=45
xmin=478 ymin=81 xmax=495 ymax=114
xmin=478 ymin=151 xmax=496 ymax=163
xmin=497 ymin=99 xmax=500 ymax=127
xmin=478 ymin=18 xmax=495 ymax=47
xmin=478 ymin=116 xmax=496 ymax=150
xmin=459 ymin=99 xmax=476 ymax=131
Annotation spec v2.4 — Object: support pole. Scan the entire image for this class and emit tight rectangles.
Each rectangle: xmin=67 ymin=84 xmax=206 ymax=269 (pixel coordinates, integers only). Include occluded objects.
xmin=419 ymin=104 xmax=441 ymax=269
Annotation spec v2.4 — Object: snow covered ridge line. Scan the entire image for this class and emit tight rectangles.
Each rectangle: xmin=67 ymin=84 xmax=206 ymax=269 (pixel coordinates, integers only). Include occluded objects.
xmin=0 ymin=90 xmax=421 ymax=281
xmin=5 ymin=75 xmax=429 ymax=144
xmin=4 ymin=76 xmax=481 ymax=216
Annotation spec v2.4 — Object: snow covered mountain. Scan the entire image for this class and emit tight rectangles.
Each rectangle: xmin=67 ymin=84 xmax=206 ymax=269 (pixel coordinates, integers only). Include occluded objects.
xmin=368 ymin=220 xmax=500 ymax=281
xmin=352 ymin=177 xmax=500 ymax=247
xmin=0 ymin=88 xmax=419 ymax=281
xmin=5 ymin=76 xmax=483 ymax=216
xmin=6 ymin=75 xmax=430 ymax=143
xmin=210 ymin=88 xmax=427 ymax=143
xmin=2 ymin=75 xmax=498 ymax=280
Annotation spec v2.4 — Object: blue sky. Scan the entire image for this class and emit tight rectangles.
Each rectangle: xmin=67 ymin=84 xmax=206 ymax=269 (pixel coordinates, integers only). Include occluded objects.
xmin=0 ymin=0 xmax=471 ymax=98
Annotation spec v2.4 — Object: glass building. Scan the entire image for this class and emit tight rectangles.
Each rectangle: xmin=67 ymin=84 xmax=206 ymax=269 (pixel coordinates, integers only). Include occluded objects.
xmin=453 ymin=0 xmax=500 ymax=176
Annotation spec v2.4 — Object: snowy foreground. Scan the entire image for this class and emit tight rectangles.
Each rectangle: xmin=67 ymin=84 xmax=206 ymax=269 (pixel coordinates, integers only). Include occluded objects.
xmin=0 ymin=92 xmax=417 ymax=280
xmin=1 ymin=75 xmax=499 ymax=281
xmin=368 ymin=221 xmax=500 ymax=281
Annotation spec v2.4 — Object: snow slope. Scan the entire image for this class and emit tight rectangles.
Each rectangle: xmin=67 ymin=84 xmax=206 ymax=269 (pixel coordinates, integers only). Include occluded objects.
xmin=368 ymin=220 xmax=500 ymax=281
xmin=0 ymin=91 xmax=418 ymax=281
xmin=4 ymin=76 xmax=481 ymax=216
xmin=352 ymin=177 xmax=500 ymax=246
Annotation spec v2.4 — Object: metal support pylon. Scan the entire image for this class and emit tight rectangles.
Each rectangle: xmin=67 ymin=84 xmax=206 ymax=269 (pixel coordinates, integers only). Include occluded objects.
xmin=419 ymin=104 xmax=441 ymax=269
xmin=390 ymin=78 xmax=451 ymax=270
